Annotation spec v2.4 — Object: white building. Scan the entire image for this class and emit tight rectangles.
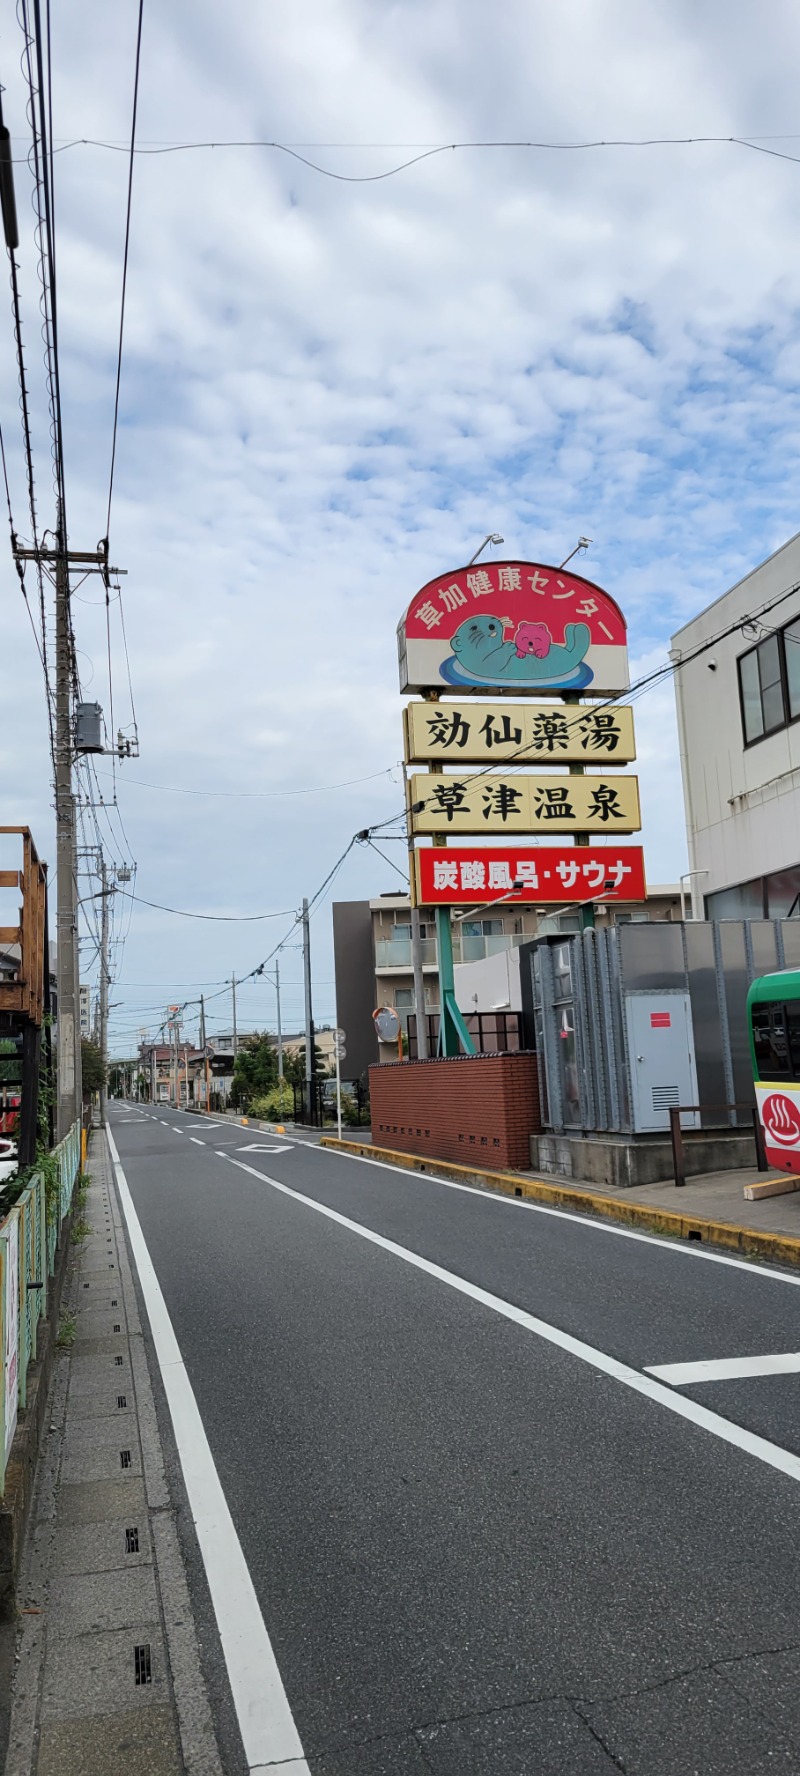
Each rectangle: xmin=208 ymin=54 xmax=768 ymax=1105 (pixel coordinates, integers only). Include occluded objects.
xmin=671 ymin=532 xmax=800 ymax=920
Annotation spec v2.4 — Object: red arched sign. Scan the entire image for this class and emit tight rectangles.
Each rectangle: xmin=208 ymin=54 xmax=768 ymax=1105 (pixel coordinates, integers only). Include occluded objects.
xmin=398 ymin=560 xmax=628 ymax=696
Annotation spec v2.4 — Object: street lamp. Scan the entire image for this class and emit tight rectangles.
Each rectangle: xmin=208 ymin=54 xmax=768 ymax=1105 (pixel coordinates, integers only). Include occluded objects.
xmin=452 ymin=880 xmax=524 ymax=922
xmin=536 ymin=878 xmax=618 ymax=931
xmin=559 ymin=537 xmax=592 ymax=570
xmin=467 ymin=532 xmax=504 ymax=566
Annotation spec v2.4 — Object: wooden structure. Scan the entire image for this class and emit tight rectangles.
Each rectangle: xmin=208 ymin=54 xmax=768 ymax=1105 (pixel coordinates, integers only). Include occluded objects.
xmin=0 ymin=828 xmax=50 ymax=1167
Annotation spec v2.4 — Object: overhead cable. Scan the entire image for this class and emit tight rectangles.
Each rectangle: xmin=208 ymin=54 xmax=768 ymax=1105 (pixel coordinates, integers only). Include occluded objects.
xmin=105 ymin=0 xmax=144 ymax=545
xmin=13 ymin=133 xmax=800 ymax=180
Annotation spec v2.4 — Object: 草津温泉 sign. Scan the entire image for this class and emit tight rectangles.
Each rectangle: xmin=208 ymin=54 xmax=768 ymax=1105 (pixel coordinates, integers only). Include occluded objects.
xmin=408 ymin=771 xmax=641 ymax=835
xmin=416 ymin=846 xmax=647 ymax=904
xmin=404 ymin=699 xmax=635 ymax=765
xmin=397 ymin=561 xmax=628 ymax=696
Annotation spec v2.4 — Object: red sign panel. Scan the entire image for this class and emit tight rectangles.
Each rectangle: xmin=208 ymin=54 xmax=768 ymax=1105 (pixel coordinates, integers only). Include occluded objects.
xmin=761 ymin=1091 xmax=800 ymax=1149
xmin=415 ymin=846 xmax=646 ymax=905
xmin=398 ymin=560 xmax=628 ymax=696
xmin=650 ymin=1012 xmax=672 ymax=1029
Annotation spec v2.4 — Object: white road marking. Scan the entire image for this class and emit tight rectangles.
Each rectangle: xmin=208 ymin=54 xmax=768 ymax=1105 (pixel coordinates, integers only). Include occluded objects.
xmin=237 ymin=1143 xmax=293 ymax=1155
xmin=106 ymin=1127 xmax=310 ymax=1775
xmin=190 ymin=1137 xmax=206 ymax=1146
xmin=222 ymin=1152 xmax=800 ymax=1490
xmin=276 ymin=1134 xmax=800 ymax=1290
xmin=647 ymin=1352 xmax=800 ymax=1387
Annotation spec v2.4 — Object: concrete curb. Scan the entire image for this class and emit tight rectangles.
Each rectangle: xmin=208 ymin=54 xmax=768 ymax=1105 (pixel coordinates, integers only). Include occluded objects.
xmin=320 ymin=1136 xmax=800 ymax=1270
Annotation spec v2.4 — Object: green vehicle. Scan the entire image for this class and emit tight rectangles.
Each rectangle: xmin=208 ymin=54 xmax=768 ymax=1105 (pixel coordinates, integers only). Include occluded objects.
xmin=747 ymin=970 xmax=800 ymax=1171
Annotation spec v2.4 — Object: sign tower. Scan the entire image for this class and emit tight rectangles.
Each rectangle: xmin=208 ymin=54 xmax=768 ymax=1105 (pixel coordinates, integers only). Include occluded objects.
xmin=397 ymin=559 xmax=644 ymax=1055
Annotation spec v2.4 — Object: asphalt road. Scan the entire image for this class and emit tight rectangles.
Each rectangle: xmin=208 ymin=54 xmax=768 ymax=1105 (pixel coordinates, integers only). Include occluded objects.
xmin=108 ymin=1102 xmax=800 ymax=1775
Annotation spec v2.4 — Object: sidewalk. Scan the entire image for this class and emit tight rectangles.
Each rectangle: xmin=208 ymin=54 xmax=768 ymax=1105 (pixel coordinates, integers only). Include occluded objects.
xmin=4 ymin=1132 xmax=222 ymax=1776
xmin=565 ymin=1162 xmax=800 ymax=1241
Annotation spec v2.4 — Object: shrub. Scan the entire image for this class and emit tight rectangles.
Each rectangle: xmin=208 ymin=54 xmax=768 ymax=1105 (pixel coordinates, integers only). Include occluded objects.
xmin=249 ymin=1081 xmax=295 ymax=1121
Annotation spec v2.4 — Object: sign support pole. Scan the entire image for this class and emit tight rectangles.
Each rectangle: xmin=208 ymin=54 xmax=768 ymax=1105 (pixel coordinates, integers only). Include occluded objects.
xmin=335 ymin=1039 xmax=342 ymax=1141
xmin=564 ymin=692 xmax=594 ymax=930
xmin=435 ymin=905 xmax=475 ymax=1057
xmin=403 ymin=756 xmax=428 ymax=1061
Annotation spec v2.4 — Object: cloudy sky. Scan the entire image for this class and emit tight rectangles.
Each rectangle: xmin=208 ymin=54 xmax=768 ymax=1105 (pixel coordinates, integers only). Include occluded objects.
xmin=3 ymin=0 xmax=800 ymax=1053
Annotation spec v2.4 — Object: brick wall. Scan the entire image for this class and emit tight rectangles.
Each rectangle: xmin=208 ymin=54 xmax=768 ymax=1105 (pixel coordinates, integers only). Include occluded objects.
xmin=368 ymin=1051 xmax=541 ymax=1170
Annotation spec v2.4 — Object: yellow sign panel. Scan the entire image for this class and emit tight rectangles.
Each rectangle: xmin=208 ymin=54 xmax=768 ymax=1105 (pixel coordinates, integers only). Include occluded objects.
xmin=409 ymin=772 xmax=641 ymax=835
xmin=404 ymin=701 xmax=635 ymax=766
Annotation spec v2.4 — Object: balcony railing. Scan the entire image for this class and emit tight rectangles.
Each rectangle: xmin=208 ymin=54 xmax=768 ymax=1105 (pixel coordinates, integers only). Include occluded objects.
xmin=375 ymin=937 xmax=439 ymax=968
xmin=375 ymin=931 xmax=529 ymax=969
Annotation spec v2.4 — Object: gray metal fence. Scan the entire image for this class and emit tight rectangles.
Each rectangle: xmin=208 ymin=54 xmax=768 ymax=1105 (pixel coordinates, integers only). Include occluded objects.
xmin=527 ymin=919 xmax=800 ymax=1137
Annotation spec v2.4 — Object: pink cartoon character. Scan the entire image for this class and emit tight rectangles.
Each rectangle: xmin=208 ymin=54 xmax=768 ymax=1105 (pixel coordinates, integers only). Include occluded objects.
xmin=514 ymin=621 xmax=552 ymax=660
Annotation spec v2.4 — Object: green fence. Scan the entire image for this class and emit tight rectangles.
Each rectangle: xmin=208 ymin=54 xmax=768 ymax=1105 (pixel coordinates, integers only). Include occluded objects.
xmin=0 ymin=1122 xmax=81 ymax=1496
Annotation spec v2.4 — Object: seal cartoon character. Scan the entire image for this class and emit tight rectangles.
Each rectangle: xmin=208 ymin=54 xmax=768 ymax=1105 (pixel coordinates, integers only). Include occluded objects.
xmin=447 ymin=613 xmax=592 ymax=687
xmin=514 ymin=621 xmax=551 ymax=660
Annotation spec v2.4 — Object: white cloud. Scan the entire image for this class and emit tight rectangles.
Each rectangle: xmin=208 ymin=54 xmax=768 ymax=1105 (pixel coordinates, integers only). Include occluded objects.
xmin=3 ymin=0 xmax=800 ymax=1046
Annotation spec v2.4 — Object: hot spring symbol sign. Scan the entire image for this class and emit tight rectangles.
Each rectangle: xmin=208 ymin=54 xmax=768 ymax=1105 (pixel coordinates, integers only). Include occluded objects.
xmin=397 ymin=560 xmax=629 ymax=696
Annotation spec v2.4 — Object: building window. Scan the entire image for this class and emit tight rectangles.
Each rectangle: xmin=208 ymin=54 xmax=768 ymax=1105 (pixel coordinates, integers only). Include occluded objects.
xmin=705 ymin=877 xmax=765 ymax=919
xmin=739 ymin=633 xmax=784 ymax=742
xmin=395 ymin=989 xmax=414 ymax=1009
xmin=784 ymin=620 xmax=800 ymax=719
xmin=737 ymin=615 xmax=800 ymax=746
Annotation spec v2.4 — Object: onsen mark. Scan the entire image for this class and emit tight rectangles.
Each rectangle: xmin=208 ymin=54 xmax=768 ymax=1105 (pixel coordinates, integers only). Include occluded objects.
xmin=761 ymin=1092 xmax=800 ymax=1147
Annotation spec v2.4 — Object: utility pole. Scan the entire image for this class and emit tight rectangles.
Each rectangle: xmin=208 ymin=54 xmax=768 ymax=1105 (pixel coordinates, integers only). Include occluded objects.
xmin=14 ymin=530 xmax=126 ymax=1138
xmin=231 ymin=974 xmax=238 ymax=1057
xmin=275 ymin=957 xmax=283 ymax=1085
xmin=200 ymin=993 xmax=211 ymax=1113
xmin=302 ymin=897 xmax=314 ymax=1121
xmin=98 ymin=854 xmax=110 ymax=1126
xmin=54 ymin=506 xmax=81 ymax=1139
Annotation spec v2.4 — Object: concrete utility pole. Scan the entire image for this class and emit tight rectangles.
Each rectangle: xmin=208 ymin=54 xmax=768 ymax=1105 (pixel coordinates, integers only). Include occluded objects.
xmin=302 ymin=897 xmax=314 ymax=1121
xmin=200 ymin=994 xmax=211 ymax=1112
xmin=98 ymin=855 xmax=110 ymax=1126
xmin=275 ymin=957 xmax=283 ymax=1085
xmin=15 ymin=529 xmax=125 ymax=1138
xmin=231 ymin=974 xmax=238 ymax=1057
xmin=54 ymin=512 xmax=81 ymax=1139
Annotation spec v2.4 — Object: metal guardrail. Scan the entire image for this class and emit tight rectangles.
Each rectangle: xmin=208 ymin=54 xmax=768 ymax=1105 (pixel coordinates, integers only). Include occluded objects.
xmin=0 ymin=1121 xmax=81 ymax=1493
xmin=669 ymin=1104 xmax=767 ymax=1188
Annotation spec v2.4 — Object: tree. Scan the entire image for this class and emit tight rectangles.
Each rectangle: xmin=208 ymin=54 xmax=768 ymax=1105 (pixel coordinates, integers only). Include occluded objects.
xmin=81 ymin=1038 xmax=105 ymax=1098
xmin=231 ymin=1033 xmax=278 ymax=1109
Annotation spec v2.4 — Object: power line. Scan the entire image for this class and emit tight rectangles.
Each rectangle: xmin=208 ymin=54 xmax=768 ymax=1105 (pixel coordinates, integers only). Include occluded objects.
xmin=16 ymin=134 xmax=800 ymax=179
xmin=115 ymin=890 xmax=296 ymax=922
xmin=92 ymin=764 xmax=396 ymax=798
xmin=105 ymin=0 xmax=144 ymax=545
